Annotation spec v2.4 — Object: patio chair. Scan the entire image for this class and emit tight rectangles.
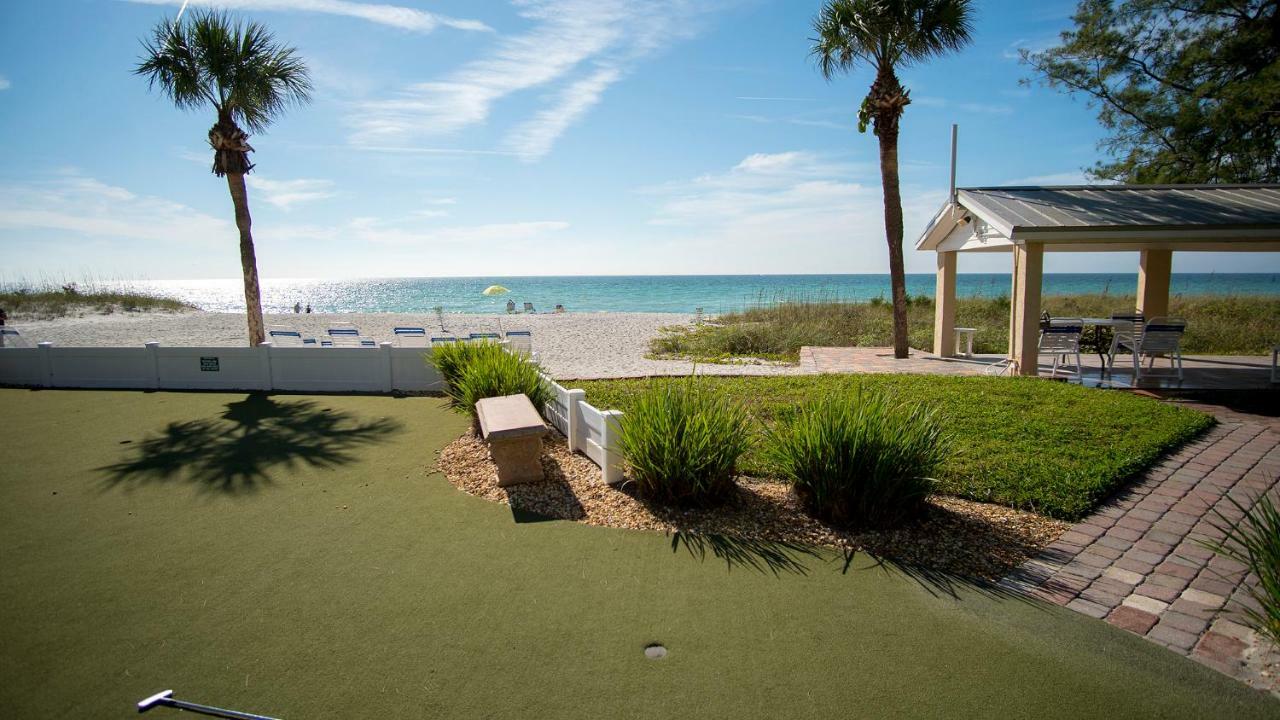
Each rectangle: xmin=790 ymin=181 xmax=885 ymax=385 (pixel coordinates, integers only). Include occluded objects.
xmin=1106 ymin=314 xmax=1144 ymax=370
xmin=0 ymin=327 xmax=33 ymax=348
xmin=1038 ymin=318 xmax=1083 ymax=382
xmin=505 ymin=330 xmax=532 ymax=356
xmin=394 ymin=327 xmax=429 ymax=348
xmin=1122 ymin=316 xmax=1186 ymax=381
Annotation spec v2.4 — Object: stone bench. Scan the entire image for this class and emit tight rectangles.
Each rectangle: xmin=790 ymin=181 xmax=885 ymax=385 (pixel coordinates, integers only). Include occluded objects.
xmin=476 ymin=394 xmax=548 ymax=486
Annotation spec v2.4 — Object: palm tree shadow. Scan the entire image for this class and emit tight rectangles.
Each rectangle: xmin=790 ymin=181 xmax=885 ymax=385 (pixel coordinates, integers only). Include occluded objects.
xmin=98 ymin=393 xmax=402 ymax=495
xmin=670 ymin=530 xmax=823 ymax=576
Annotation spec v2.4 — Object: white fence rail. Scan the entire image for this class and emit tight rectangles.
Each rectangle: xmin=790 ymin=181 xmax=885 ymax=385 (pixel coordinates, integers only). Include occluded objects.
xmin=0 ymin=342 xmax=444 ymax=393
xmin=541 ymin=374 xmax=624 ymax=485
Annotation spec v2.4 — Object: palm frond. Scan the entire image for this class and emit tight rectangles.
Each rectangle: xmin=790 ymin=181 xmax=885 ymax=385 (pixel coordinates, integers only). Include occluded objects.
xmin=809 ymin=0 xmax=974 ymax=76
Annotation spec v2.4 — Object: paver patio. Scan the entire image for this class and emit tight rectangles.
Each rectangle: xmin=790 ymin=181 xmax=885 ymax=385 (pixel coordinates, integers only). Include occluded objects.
xmin=1003 ymin=400 xmax=1280 ymax=694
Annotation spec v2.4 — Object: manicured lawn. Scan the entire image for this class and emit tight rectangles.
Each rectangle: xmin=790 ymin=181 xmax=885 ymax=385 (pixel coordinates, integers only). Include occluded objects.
xmin=2 ymin=389 xmax=1270 ymax=719
xmin=579 ymin=375 xmax=1213 ymax=520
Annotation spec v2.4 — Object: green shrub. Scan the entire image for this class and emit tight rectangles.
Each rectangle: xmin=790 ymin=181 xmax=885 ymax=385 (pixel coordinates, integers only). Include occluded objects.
xmin=765 ymin=390 xmax=947 ymax=527
xmin=429 ymin=342 xmax=551 ymax=419
xmin=1200 ymin=492 xmax=1280 ymax=648
xmin=617 ymin=379 xmax=751 ymax=507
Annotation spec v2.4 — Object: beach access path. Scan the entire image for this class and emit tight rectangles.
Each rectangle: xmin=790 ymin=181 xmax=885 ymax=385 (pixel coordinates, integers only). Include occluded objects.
xmin=13 ymin=310 xmax=809 ymax=380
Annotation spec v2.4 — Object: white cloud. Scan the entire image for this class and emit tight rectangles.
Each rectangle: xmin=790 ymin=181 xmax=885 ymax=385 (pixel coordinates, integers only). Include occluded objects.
xmin=1002 ymin=170 xmax=1103 ymax=186
xmin=245 ymin=176 xmax=336 ymax=210
xmin=641 ymin=151 xmax=944 ymax=273
xmin=124 ymin=0 xmax=492 ymax=33
xmin=505 ymin=66 xmax=621 ymax=160
xmin=0 ymin=74 xmax=10 ymax=91
xmin=0 ymin=174 xmax=232 ymax=246
xmin=352 ymin=0 xmax=710 ymax=158
xmin=269 ymin=217 xmax=569 ymax=247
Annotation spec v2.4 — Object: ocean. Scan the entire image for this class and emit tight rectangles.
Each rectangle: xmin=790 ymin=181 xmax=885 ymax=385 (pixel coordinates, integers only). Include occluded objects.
xmin=117 ymin=274 xmax=1280 ymax=315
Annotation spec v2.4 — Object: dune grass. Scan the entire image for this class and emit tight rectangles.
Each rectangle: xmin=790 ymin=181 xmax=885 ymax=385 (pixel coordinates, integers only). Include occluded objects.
xmin=0 ymin=284 xmax=190 ymax=320
xmin=652 ymin=294 xmax=1280 ymax=362
xmin=1 ymin=389 xmax=1273 ymax=719
xmin=579 ymin=375 xmax=1213 ymax=520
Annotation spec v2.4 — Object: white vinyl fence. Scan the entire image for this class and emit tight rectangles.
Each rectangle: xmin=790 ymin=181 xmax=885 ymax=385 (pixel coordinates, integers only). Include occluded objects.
xmin=542 ymin=375 xmax=624 ymax=485
xmin=0 ymin=341 xmax=444 ymax=393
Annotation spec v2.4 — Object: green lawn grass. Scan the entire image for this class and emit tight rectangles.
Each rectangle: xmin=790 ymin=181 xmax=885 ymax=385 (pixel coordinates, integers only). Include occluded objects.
xmin=652 ymin=294 xmax=1280 ymax=361
xmin=2 ymin=389 xmax=1270 ymax=719
xmin=579 ymin=375 xmax=1213 ymax=520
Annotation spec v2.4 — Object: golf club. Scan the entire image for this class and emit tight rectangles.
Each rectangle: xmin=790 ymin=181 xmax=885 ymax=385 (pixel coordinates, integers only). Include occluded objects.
xmin=137 ymin=689 xmax=281 ymax=720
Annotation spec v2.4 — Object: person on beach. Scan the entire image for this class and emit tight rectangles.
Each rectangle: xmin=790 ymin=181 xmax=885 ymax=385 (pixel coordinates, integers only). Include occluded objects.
xmin=0 ymin=306 xmax=7 ymax=326
xmin=305 ymin=304 xmax=312 ymax=314
xmin=293 ymin=302 xmax=301 ymax=314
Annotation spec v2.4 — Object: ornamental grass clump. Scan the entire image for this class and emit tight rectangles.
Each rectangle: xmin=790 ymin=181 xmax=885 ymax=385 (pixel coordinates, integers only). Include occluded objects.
xmin=765 ymin=391 xmax=947 ymax=527
xmin=1199 ymin=492 xmax=1280 ymax=648
xmin=429 ymin=341 xmax=551 ymax=421
xmin=617 ymin=379 xmax=751 ymax=507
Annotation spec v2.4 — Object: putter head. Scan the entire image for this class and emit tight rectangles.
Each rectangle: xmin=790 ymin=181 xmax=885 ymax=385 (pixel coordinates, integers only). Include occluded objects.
xmin=137 ymin=690 xmax=174 ymax=713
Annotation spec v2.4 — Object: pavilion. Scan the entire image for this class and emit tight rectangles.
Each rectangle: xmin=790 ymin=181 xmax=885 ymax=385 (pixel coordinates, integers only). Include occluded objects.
xmin=914 ymin=184 xmax=1280 ymax=375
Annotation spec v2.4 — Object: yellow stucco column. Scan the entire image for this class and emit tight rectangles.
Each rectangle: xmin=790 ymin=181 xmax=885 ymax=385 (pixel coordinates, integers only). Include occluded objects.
xmin=933 ymin=251 xmax=957 ymax=357
xmin=1012 ymin=241 xmax=1044 ymax=376
xmin=1137 ymin=249 xmax=1173 ymax=319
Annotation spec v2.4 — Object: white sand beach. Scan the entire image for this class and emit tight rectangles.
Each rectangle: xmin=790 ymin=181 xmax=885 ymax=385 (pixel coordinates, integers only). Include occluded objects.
xmin=13 ymin=310 xmax=808 ymax=380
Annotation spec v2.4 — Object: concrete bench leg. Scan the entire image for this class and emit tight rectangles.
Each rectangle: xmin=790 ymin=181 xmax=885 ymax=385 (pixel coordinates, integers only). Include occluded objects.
xmin=489 ymin=436 xmax=544 ymax=486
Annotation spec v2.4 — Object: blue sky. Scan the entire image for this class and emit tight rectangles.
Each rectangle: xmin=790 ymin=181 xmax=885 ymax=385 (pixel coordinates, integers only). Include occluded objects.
xmin=1 ymin=0 xmax=1275 ymax=281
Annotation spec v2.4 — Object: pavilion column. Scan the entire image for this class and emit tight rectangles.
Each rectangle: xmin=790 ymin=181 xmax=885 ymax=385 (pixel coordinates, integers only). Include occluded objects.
xmin=933 ymin=251 xmax=957 ymax=357
xmin=1137 ymin=249 xmax=1172 ymax=319
xmin=1011 ymin=241 xmax=1044 ymax=376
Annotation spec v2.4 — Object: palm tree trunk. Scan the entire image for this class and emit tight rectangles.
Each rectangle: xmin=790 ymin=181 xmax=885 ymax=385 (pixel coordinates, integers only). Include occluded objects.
xmin=876 ymin=120 xmax=909 ymax=359
xmin=225 ymin=172 xmax=266 ymax=347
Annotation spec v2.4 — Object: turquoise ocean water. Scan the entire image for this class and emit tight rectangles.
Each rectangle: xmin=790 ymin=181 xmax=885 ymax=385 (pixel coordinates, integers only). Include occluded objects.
xmin=122 ymin=274 xmax=1280 ymax=315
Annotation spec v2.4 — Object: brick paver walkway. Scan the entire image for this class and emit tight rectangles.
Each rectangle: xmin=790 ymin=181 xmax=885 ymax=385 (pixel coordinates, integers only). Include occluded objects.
xmin=1004 ymin=407 xmax=1280 ymax=693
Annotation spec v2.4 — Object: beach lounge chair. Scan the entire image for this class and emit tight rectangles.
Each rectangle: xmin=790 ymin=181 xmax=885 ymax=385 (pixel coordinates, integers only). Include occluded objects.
xmin=394 ymin=327 xmax=429 ymax=347
xmin=0 ymin=327 xmax=33 ymax=348
xmin=505 ymin=330 xmax=532 ymax=356
xmin=1120 ymin=317 xmax=1186 ymax=381
xmin=1039 ymin=318 xmax=1083 ymax=382
xmin=470 ymin=332 xmax=501 ymax=343
xmin=523 ymin=302 xmax=535 ymax=314
xmin=431 ymin=335 xmax=458 ymax=347
xmin=266 ymin=327 xmax=306 ymax=346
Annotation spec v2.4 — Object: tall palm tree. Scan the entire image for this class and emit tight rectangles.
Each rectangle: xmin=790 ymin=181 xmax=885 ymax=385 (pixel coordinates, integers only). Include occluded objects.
xmin=136 ymin=10 xmax=311 ymax=346
xmin=812 ymin=0 xmax=973 ymax=359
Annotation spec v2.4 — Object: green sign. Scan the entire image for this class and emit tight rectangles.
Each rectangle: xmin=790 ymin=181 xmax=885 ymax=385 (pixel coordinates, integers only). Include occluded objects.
xmin=200 ymin=356 xmax=219 ymax=372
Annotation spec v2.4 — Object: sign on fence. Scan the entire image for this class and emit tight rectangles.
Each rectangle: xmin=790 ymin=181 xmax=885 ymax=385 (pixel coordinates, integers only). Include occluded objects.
xmin=200 ymin=356 xmax=220 ymax=372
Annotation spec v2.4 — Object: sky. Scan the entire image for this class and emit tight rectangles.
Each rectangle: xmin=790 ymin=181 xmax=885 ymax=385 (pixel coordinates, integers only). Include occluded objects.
xmin=0 ymin=0 xmax=1275 ymax=281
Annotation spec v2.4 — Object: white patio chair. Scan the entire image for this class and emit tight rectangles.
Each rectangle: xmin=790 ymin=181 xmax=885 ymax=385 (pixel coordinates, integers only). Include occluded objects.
xmin=1127 ymin=317 xmax=1186 ymax=381
xmin=1039 ymin=318 xmax=1083 ymax=382
xmin=1106 ymin=313 xmax=1144 ymax=370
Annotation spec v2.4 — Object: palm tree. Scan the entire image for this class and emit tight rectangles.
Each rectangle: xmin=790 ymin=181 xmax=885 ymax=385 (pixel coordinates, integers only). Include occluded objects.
xmin=136 ymin=10 xmax=312 ymax=346
xmin=812 ymin=0 xmax=973 ymax=359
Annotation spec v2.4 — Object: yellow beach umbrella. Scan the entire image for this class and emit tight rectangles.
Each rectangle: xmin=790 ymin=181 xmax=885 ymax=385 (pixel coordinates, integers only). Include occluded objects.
xmin=481 ymin=285 xmax=509 ymax=296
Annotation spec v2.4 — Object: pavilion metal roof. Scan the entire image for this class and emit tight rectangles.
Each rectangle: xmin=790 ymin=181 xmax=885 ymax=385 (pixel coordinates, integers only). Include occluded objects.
xmin=916 ymin=184 xmax=1280 ymax=252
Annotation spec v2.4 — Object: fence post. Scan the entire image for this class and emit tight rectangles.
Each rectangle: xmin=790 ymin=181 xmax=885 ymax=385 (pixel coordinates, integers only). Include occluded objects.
xmin=258 ymin=341 xmax=274 ymax=392
xmin=380 ymin=342 xmax=394 ymax=392
xmin=37 ymin=341 xmax=54 ymax=387
xmin=599 ymin=409 xmax=625 ymax=485
xmin=566 ymin=388 xmax=586 ymax=452
xmin=144 ymin=341 xmax=161 ymax=389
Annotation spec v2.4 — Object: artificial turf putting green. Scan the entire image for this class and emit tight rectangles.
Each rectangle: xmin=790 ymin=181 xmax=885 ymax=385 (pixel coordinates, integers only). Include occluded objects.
xmin=578 ymin=375 xmax=1214 ymax=520
xmin=0 ymin=389 xmax=1273 ymax=719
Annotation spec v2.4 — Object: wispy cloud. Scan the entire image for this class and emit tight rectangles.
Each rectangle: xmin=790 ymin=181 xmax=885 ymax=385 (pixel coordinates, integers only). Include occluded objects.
xmin=640 ymin=151 xmax=943 ymax=273
xmin=1002 ymin=170 xmax=1100 ymax=186
xmin=352 ymin=0 xmax=712 ymax=158
xmin=245 ymin=176 xmax=336 ymax=209
xmin=735 ymin=96 xmax=816 ymax=102
xmin=124 ymin=0 xmax=492 ymax=33
xmin=0 ymin=74 xmax=10 ymax=91
xmin=0 ymin=173 xmax=231 ymax=246
xmin=271 ymin=217 xmax=569 ymax=246
xmin=505 ymin=66 xmax=621 ymax=160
